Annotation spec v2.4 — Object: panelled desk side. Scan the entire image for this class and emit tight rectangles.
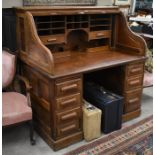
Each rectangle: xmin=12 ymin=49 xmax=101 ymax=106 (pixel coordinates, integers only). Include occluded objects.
xmin=15 ymin=6 xmax=147 ymax=150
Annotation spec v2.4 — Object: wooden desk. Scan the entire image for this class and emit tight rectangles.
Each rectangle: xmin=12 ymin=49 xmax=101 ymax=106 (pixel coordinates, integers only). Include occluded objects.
xmin=15 ymin=6 xmax=147 ymax=150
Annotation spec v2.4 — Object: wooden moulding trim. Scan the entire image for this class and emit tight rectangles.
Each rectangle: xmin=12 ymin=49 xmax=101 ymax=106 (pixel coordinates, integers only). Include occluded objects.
xmin=15 ymin=6 xmax=120 ymax=11
xmin=35 ymin=123 xmax=83 ymax=151
xmin=122 ymin=109 xmax=141 ymax=122
xmin=25 ymin=12 xmax=54 ymax=75
xmin=118 ymin=5 xmax=130 ymax=8
xmin=15 ymin=7 xmax=121 ymax=16
xmin=30 ymin=10 xmax=121 ymax=16
xmin=116 ymin=12 xmax=147 ymax=56
xmin=34 ymin=116 xmax=51 ymax=137
xmin=31 ymin=93 xmax=50 ymax=111
xmin=52 ymin=131 xmax=83 ymax=151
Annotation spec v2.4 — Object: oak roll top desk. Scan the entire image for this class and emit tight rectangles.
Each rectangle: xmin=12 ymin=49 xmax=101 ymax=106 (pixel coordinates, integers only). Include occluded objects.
xmin=15 ymin=6 xmax=147 ymax=150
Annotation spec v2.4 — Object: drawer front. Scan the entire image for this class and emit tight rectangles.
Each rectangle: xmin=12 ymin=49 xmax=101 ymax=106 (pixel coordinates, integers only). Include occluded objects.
xmin=55 ymin=78 xmax=82 ymax=97
xmin=57 ymin=121 xmax=80 ymax=137
xmin=56 ymin=108 xmax=81 ymax=125
xmin=126 ymin=76 xmax=143 ymax=90
xmin=40 ymin=35 xmax=65 ymax=45
xmin=124 ymin=89 xmax=142 ymax=113
xmin=89 ymin=30 xmax=111 ymax=40
xmin=56 ymin=93 xmax=81 ymax=111
xmin=126 ymin=63 xmax=144 ymax=77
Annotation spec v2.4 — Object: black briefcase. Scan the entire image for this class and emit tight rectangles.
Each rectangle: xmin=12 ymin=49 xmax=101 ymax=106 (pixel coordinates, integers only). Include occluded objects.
xmin=84 ymin=82 xmax=123 ymax=134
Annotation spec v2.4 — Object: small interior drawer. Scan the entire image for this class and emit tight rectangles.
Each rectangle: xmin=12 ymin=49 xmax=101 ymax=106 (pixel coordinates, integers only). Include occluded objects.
xmin=55 ymin=78 xmax=82 ymax=97
xmin=40 ymin=35 xmax=65 ymax=45
xmin=126 ymin=63 xmax=144 ymax=77
xmin=56 ymin=108 xmax=81 ymax=125
xmin=89 ymin=30 xmax=111 ymax=40
xmin=124 ymin=89 xmax=142 ymax=113
xmin=57 ymin=121 xmax=80 ymax=137
xmin=56 ymin=93 xmax=81 ymax=111
xmin=125 ymin=76 xmax=143 ymax=90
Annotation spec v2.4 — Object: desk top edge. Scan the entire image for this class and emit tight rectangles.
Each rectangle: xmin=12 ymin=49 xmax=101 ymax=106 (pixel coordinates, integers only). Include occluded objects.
xmin=23 ymin=51 xmax=146 ymax=79
xmin=14 ymin=6 xmax=119 ymax=11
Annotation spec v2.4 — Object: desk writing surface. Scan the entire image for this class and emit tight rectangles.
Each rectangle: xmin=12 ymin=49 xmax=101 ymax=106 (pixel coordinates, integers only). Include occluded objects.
xmin=54 ymin=50 xmax=146 ymax=77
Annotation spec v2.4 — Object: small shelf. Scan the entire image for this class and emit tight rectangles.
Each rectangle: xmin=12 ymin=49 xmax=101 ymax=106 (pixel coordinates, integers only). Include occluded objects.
xmin=66 ymin=28 xmax=88 ymax=31
xmin=34 ymin=15 xmax=66 ymax=36
xmin=34 ymin=14 xmax=112 ymax=41
xmin=67 ymin=15 xmax=89 ymax=22
xmin=67 ymin=23 xmax=88 ymax=29
xmin=90 ymin=18 xmax=111 ymax=21
xmin=67 ymin=21 xmax=88 ymax=24
xmin=36 ymin=21 xmax=65 ymax=24
xmin=38 ymin=27 xmax=65 ymax=31
xmin=90 ymin=14 xmax=112 ymax=20
xmin=90 ymin=24 xmax=111 ymax=27
xmin=90 ymin=26 xmax=111 ymax=31
xmin=90 ymin=20 xmax=111 ymax=25
xmin=38 ymin=30 xmax=65 ymax=36
xmin=89 ymin=14 xmax=112 ymax=32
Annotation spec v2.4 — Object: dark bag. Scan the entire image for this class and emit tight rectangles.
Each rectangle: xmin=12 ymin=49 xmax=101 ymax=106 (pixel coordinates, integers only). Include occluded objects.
xmin=84 ymin=82 xmax=123 ymax=133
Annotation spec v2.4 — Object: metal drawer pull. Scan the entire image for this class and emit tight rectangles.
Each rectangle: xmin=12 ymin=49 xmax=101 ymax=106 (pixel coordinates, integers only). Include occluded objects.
xmin=129 ymin=98 xmax=139 ymax=103
xmin=131 ymin=68 xmax=142 ymax=73
xmin=61 ymin=98 xmax=77 ymax=106
xmin=61 ymin=84 xmax=78 ymax=92
xmin=60 ymin=124 xmax=76 ymax=133
xmin=47 ymin=38 xmax=57 ymax=42
xmin=129 ymin=80 xmax=140 ymax=85
xmin=61 ymin=112 xmax=77 ymax=121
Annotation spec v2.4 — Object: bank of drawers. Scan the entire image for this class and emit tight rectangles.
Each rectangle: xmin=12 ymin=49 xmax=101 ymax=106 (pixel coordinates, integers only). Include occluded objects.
xmin=55 ymin=76 xmax=82 ymax=138
xmin=124 ymin=62 xmax=144 ymax=113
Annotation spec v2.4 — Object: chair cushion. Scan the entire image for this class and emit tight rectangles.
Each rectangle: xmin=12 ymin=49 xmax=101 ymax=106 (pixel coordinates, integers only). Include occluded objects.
xmin=145 ymin=49 xmax=153 ymax=73
xmin=2 ymin=92 xmax=32 ymax=126
xmin=143 ymin=71 xmax=153 ymax=87
xmin=2 ymin=51 xmax=16 ymax=88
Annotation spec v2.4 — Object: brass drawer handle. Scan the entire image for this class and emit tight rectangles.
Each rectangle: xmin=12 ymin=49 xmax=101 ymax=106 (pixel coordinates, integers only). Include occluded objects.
xmin=78 ymin=11 xmax=85 ymax=14
xmin=47 ymin=38 xmax=57 ymax=42
xmin=61 ymin=98 xmax=77 ymax=106
xmin=128 ymin=98 xmax=139 ymax=104
xmin=129 ymin=80 xmax=140 ymax=85
xmin=61 ymin=84 xmax=78 ymax=92
xmin=130 ymin=68 xmax=142 ymax=73
xmin=60 ymin=124 xmax=76 ymax=133
xmin=61 ymin=112 xmax=77 ymax=121
xmin=96 ymin=33 xmax=105 ymax=38
xmin=50 ymin=13 xmax=57 ymax=15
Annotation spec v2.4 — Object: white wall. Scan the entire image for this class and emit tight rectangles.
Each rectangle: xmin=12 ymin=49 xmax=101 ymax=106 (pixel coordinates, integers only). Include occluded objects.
xmin=97 ymin=0 xmax=114 ymax=6
xmin=2 ymin=0 xmax=23 ymax=8
xmin=2 ymin=0 xmax=114 ymax=8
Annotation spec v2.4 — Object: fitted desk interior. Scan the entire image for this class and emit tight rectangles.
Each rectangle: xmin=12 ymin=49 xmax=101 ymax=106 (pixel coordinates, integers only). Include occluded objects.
xmin=15 ymin=6 xmax=146 ymax=150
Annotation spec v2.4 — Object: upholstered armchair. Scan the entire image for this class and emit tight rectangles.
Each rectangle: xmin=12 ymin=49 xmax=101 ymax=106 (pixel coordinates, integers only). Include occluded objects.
xmin=2 ymin=48 xmax=35 ymax=145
